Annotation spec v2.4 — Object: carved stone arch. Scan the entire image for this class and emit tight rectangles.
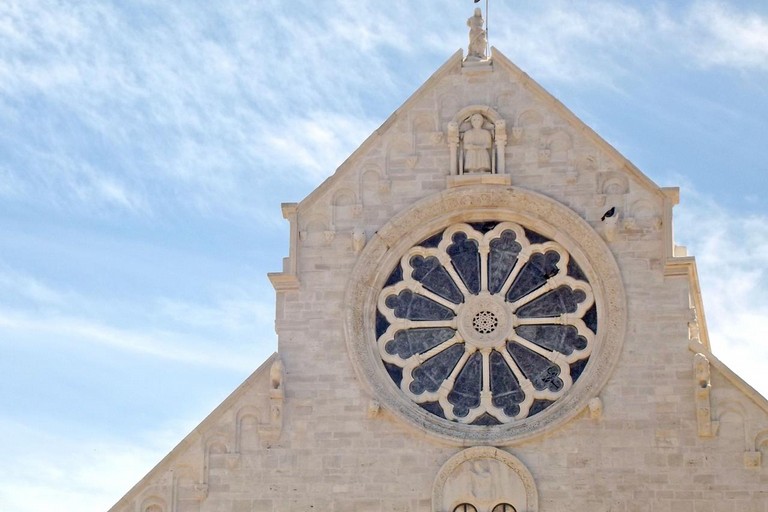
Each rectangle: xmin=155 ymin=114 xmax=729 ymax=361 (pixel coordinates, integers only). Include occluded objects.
xmin=361 ymin=164 xmax=388 ymax=206
xmin=139 ymin=496 xmax=167 ymax=512
xmin=136 ymin=474 xmax=172 ymax=512
xmin=332 ymin=187 xmax=359 ymax=230
xmin=598 ymin=172 xmax=629 ymax=196
xmin=755 ymin=429 xmax=768 ymax=451
xmin=448 ymin=105 xmax=507 ymax=175
xmin=301 ymin=215 xmax=332 ymax=246
xmin=432 ymin=447 xmax=538 ymax=512
xmin=205 ymin=434 xmax=230 ymax=455
xmin=386 ymin=135 xmax=415 ymax=172
xmin=513 ymin=109 xmax=542 ymax=145
xmin=173 ymin=463 xmax=207 ymax=504
xmin=236 ymin=405 xmax=262 ymax=453
xmin=717 ymin=404 xmax=749 ymax=450
xmin=546 ymin=130 xmax=573 ymax=162
xmin=627 ymin=198 xmax=660 ymax=230
xmin=752 ymin=429 xmax=768 ymax=467
xmin=494 ymin=89 xmax=518 ymax=116
xmin=517 ymin=109 xmax=542 ymax=126
xmin=440 ymin=93 xmax=461 ymax=121
xmin=413 ymin=112 xmax=439 ymax=148
xmin=203 ymin=433 xmax=232 ymax=488
xmin=450 ymin=105 xmax=505 ymax=127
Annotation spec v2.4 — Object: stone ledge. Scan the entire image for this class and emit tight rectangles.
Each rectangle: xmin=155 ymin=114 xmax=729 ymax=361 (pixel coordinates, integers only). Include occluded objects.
xmin=447 ymin=174 xmax=512 ymax=188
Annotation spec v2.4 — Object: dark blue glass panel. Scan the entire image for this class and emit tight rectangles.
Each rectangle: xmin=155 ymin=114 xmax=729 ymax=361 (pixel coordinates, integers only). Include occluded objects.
xmin=514 ymin=324 xmax=587 ymax=355
xmin=419 ymin=401 xmax=446 ymax=419
xmin=489 ymin=350 xmax=524 ymax=417
xmin=468 ymin=221 xmax=499 ymax=234
xmin=419 ymin=231 xmax=443 ymax=249
xmin=506 ymin=251 xmax=561 ymax=302
xmin=384 ymin=290 xmax=455 ymax=321
xmin=447 ymin=232 xmax=481 ymax=294
xmin=567 ymin=257 xmax=588 ymax=282
xmin=375 ymin=310 xmax=390 ymax=339
xmin=524 ymin=228 xmax=551 ymax=245
xmin=384 ymin=362 xmax=403 ymax=386
xmin=516 ymin=285 xmax=586 ymax=318
xmin=384 ymin=263 xmax=403 ymax=287
xmin=488 ymin=230 xmax=522 ymax=294
xmin=447 ymin=351 xmax=482 ymax=418
xmin=410 ymin=343 xmax=464 ymax=394
xmin=410 ymin=255 xmax=463 ymax=304
xmin=471 ymin=413 xmax=501 ymax=426
xmin=529 ymin=399 xmax=554 ymax=415
xmin=569 ymin=357 xmax=589 ymax=382
xmin=385 ymin=328 xmax=456 ymax=358
xmin=583 ymin=304 xmax=598 ymax=334
xmin=506 ymin=342 xmax=564 ymax=392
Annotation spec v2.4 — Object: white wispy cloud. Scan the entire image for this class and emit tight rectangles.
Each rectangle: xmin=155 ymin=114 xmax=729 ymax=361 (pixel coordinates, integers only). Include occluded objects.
xmin=487 ymin=0 xmax=768 ymax=87
xmin=261 ymin=111 xmax=378 ymax=183
xmin=0 ymin=267 xmax=275 ymax=370
xmin=676 ymin=188 xmax=768 ymax=398
xmin=0 ymin=419 xmax=189 ymax=512
xmin=677 ymin=1 xmax=768 ymax=70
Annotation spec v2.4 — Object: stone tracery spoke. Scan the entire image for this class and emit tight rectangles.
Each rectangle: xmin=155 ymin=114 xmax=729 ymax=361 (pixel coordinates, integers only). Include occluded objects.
xmin=497 ymin=249 xmax=529 ymax=297
xmin=438 ymin=346 xmax=479 ymax=420
xmin=410 ymin=335 xmax=464 ymax=365
xmin=378 ymin=327 xmax=461 ymax=365
xmin=507 ymin=333 xmax=568 ymax=367
xmin=496 ymin=348 xmax=535 ymax=419
xmin=408 ymin=283 xmax=462 ymax=312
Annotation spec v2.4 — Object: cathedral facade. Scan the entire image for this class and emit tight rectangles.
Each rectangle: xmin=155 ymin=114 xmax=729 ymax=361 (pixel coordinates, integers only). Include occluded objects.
xmin=110 ymin=14 xmax=768 ymax=512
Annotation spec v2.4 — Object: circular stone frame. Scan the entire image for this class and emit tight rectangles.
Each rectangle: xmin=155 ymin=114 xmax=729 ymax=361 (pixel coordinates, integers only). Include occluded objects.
xmin=344 ymin=185 xmax=626 ymax=445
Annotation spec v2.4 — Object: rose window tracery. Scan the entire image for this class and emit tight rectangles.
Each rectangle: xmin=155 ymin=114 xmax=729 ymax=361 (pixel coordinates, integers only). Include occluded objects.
xmin=376 ymin=221 xmax=597 ymax=425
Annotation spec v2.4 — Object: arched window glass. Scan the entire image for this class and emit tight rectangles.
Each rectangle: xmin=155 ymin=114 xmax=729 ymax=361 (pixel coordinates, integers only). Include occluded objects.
xmin=492 ymin=504 xmax=516 ymax=512
xmin=453 ymin=504 xmax=478 ymax=512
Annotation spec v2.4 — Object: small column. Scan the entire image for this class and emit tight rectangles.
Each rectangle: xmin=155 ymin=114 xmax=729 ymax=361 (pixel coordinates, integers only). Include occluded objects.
xmin=448 ymin=122 xmax=460 ymax=175
xmin=495 ymin=119 xmax=507 ymax=174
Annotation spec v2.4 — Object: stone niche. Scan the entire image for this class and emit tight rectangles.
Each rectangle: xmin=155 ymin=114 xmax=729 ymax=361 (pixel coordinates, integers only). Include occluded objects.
xmin=433 ymin=447 xmax=538 ymax=512
xmin=448 ymin=106 xmax=507 ymax=176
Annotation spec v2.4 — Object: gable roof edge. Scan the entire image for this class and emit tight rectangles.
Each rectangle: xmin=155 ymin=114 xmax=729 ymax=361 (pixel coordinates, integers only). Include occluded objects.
xmin=107 ymin=352 xmax=279 ymax=511
xmin=708 ymin=353 xmax=768 ymax=414
xmin=298 ymin=49 xmax=464 ymax=213
xmin=491 ymin=47 xmax=666 ymax=201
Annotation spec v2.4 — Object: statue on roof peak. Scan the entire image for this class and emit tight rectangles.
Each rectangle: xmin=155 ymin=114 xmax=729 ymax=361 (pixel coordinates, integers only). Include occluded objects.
xmin=466 ymin=7 xmax=488 ymax=62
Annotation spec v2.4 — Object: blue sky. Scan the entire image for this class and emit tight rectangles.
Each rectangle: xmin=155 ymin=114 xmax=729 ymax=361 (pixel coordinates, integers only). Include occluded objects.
xmin=1 ymin=1 xmax=767 ymax=510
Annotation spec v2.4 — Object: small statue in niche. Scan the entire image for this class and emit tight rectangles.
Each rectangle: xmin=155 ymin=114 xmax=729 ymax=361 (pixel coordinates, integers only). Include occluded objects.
xmin=462 ymin=113 xmax=493 ymax=173
xmin=466 ymin=8 xmax=487 ymax=61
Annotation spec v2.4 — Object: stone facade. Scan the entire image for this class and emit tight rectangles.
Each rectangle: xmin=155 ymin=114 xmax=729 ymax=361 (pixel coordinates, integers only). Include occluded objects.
xmin=109 ymin=46 xmax=768 ymax=512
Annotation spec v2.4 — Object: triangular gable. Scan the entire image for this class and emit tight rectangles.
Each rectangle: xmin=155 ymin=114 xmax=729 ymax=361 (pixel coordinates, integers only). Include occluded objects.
xmin=108 ymin=353 xmax=279 ymax=511
xmin=298 ymin=47 xmax=669 ymax=214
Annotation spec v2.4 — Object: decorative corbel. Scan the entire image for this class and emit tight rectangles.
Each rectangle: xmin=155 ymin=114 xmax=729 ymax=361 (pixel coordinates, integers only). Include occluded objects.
xmin=352 ymin=229 xmax=366 ymax=254
xmin=588 ymin=397 xmax=603 ymax=420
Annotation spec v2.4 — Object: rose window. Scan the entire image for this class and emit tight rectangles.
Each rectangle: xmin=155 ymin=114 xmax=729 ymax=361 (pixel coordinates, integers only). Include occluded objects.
xmin=376 ymin=221 xmax=597 ymax=425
